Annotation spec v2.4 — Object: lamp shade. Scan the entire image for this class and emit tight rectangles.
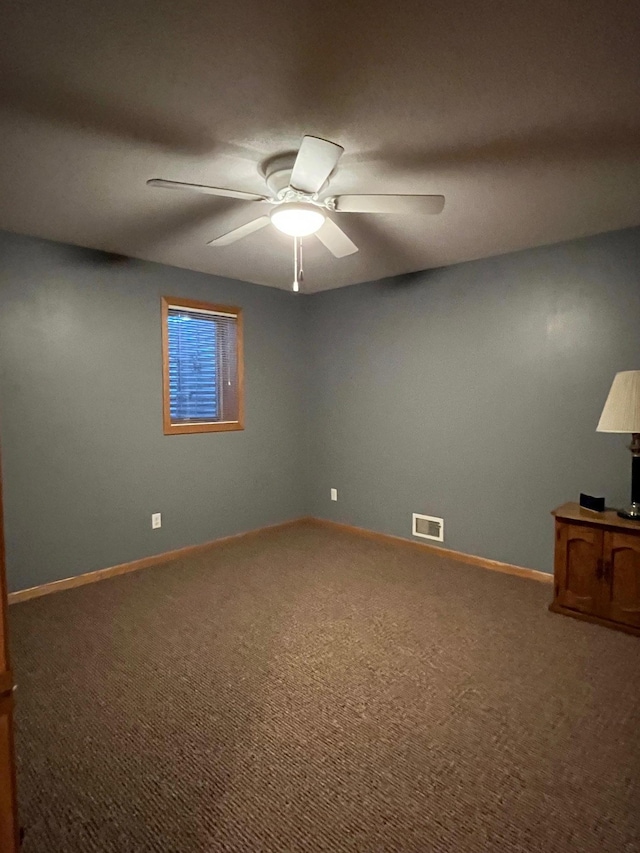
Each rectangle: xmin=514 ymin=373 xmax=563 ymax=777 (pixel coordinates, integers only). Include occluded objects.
xmin=596 ymin=370 xmax=640 ymax=433
xmin=270 ymin=203 xmax=325 ymax=237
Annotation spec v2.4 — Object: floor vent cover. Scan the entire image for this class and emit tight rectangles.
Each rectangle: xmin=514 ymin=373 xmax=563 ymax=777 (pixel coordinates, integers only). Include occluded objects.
xmin=412 ymin=513 xmax=444 ymax=542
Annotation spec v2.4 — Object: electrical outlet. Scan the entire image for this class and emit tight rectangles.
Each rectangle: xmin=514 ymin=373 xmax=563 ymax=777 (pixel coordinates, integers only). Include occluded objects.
xmin=151 ymin=512 xmax=162 ymax=529
xmin=330 ymin=488 xmax=338 ymax=501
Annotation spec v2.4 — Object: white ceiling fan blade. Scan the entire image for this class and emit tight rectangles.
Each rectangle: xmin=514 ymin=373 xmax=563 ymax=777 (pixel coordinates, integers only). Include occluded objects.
xmin=315 ymin=218 xmax=358 ymax=258
xmin=333 ymin=194 xmax=445 ymax=214
xmin=207 ymin=216 xmax=271 ymax=246
xmin=290 ymin=136 xmax=344 ymax=195
xmin=147 ymin=178 xmax=268 ymax=202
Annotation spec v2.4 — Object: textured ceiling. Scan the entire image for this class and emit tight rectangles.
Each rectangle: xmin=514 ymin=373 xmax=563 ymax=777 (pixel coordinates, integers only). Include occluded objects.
xmin=1 ymin=0 xmax=639 ymax=292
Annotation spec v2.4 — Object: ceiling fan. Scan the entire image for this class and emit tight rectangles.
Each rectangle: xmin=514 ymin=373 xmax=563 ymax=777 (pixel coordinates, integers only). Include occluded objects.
xmin=147 ymin=135 xmax=445 ymax=260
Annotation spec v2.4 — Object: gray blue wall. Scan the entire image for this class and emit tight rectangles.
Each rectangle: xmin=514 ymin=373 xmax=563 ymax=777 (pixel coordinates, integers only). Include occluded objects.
xmin=305 ymin=227 xmax=640 ymax=573
xmin=0 ymin=231 xmax=306 ymax=592
xmin=2 ymin=226 xmax=640 ymax=590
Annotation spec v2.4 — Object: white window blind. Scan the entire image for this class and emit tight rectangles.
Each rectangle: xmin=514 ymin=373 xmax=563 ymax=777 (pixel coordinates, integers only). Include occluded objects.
xmin=165 ymin=302 xmax=240 ymax=428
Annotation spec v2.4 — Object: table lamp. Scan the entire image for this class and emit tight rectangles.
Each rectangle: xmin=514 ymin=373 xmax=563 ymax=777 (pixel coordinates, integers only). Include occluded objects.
xmin=597 ymin=370 xmax=640 ymax=520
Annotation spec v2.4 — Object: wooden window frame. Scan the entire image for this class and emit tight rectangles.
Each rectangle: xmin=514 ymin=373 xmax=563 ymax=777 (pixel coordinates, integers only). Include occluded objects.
xmin=161 ymin=296 xmax=244 ymax=435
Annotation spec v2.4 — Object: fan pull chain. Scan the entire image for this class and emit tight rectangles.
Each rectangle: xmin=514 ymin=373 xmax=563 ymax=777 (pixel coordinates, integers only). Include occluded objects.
xmin=293 ymin=236 xmax=304 ymax=292
xmin=298 ymin=237 xmax=304 ymax=285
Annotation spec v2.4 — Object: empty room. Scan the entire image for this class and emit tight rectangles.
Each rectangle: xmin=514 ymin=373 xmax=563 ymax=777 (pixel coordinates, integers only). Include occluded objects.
xmin=1 ymin=0 xmax=639 ymax=850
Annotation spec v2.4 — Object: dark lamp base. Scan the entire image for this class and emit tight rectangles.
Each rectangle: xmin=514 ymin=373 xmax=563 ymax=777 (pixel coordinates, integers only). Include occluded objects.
xmin=617 ymin=502 xmax=640 ymax=521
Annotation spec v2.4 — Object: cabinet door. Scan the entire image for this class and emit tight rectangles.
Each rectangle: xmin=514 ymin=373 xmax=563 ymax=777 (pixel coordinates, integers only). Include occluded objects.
xmin=603 ymin=531 xmax=640 ymax=629
xmin=555 ymin=522 xmax=604 ymax=614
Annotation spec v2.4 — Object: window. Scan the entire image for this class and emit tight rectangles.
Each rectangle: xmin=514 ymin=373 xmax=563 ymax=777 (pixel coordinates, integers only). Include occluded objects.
xmin=161 ymin=297 xmax=244 ymax=434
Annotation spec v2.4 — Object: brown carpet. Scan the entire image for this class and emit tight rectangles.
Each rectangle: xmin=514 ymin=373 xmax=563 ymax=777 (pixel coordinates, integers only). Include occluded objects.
xmin=8 ymin=522 xmax=640 ymax=852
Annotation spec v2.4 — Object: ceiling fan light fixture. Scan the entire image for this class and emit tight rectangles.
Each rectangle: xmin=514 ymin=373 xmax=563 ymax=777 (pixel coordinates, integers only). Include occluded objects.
xmin=270 ymin=203 xmax=325 ymax=237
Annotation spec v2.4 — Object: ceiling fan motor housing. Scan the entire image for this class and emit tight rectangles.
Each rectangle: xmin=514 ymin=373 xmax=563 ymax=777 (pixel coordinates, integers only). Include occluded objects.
xmin=263 ymin=152 xmax=329 ymax=201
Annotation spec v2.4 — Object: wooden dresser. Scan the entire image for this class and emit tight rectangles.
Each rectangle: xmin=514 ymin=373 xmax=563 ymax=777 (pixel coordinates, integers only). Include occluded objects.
xmin=551 ymin=502 xmax=640 ymax=636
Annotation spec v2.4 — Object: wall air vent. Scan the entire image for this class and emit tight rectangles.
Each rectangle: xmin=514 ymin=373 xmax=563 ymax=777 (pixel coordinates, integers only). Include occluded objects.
xmin=412 ymin=513 xmax=444 ymax=542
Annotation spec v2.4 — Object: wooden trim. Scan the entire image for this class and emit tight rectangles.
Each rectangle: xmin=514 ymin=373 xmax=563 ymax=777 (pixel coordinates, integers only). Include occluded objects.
xmin=307 ymin=517 xmax=553 ymax=583
xmin=8 ymin=517 xmax=307 ymax=605
xmin=161 ymin=294 xmax=170 ymax=432
xmin=9 ymin=513 xmax=552 ymax=607
xmin=163 ymin=421 xmax=244 ymax=435
xmin=0 ymin=693 xmax=19 ymax=852
xmin=0 ymin=456 xmax=10 ymax=673
xmin=0 ymin=672 xmax=12 ymax=698
xmin=0 ymin=441 xmax=19 ymax=851
xmin=161 ymin=296 xmax=244 ymax=435
xmin=235 ymin=304 xmax=245 ymax=430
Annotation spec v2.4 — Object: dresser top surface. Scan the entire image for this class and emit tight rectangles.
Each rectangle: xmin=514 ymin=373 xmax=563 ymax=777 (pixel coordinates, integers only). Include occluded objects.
xmin=552 ymin=502 xmax=640 ymax=532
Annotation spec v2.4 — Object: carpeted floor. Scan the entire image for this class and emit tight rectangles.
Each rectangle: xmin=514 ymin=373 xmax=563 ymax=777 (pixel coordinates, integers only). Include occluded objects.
xmin=8 ymin=522 xmax=640 ymax=852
